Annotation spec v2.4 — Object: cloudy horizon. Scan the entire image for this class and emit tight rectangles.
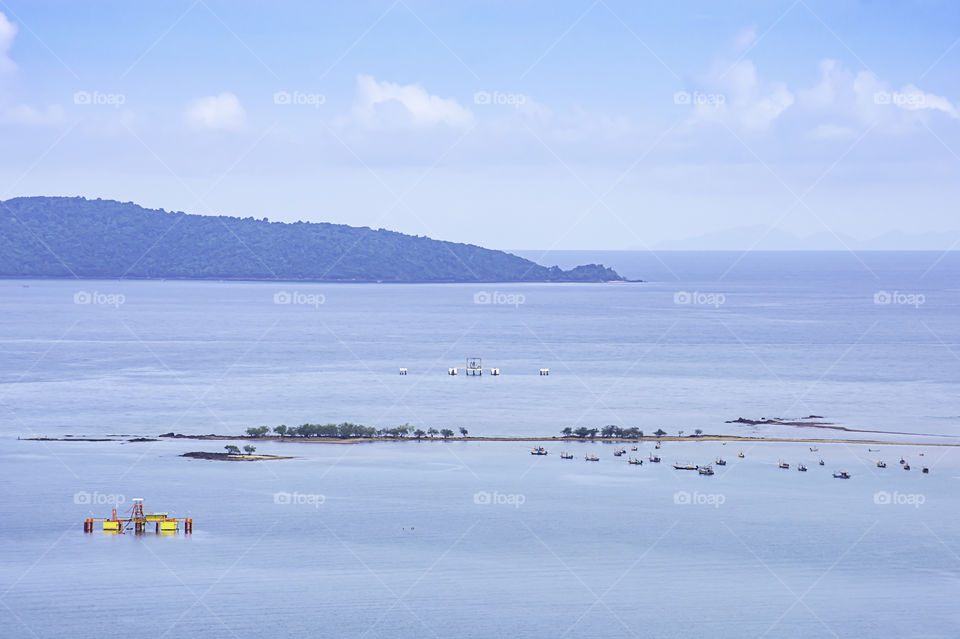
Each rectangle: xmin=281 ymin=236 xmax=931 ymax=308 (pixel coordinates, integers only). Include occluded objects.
xmin=1 ymin=1 xmax=958 ymax=250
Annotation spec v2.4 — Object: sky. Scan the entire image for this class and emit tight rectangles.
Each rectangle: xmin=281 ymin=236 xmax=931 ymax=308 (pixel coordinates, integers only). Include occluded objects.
xmin=0 ymin=0 xmax=958 ymax=250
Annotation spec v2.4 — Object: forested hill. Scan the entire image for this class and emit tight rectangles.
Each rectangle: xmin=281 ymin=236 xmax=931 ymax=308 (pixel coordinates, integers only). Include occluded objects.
xmin=0 ymin=197 xmax=624 ymax=282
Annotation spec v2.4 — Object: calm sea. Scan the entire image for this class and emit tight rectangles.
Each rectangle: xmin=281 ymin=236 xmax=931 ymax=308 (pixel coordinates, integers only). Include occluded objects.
xmin=1 ymin=251 xmax=958 ymax=637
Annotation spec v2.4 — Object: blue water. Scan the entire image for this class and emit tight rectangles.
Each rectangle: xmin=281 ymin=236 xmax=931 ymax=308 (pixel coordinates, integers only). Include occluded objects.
xmin=1 ymin=252 xmax=959 ymax=637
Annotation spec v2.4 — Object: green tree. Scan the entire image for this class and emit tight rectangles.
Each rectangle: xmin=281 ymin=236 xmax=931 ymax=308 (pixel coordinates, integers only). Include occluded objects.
xmin=654 ymin=428 xmax=666 ymax=437
xmin=562 ymin=427 xmax=573 ymax=437
xmin=246 ymin=426 xmax=269 ymax=437
xmin=224 ymin=445 xmax=241 ymax=455
xmin=440 ymin=428 xmax=454 ymax=439
xmin=413 ymin=429 xmax=426 ymax=440
xmin=427 ymin=428 xmax=439 ymax=438
xmin=574 ymin=426 xmax=591 ymax=439
xmin=274 ymin=425 xmax=287 ymax=437
xmin=243 ymin=445 xmax=256 ymax=455
xmin=459 ymin=427 xmax=468 ymax=437
xmin=694 ymin=429 xmax=703 ymax=437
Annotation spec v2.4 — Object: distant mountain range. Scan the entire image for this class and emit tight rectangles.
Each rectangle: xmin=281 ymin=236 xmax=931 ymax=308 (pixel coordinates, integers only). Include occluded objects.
xmin=652 ymin=225 xmax=960 ymax=251
xmin=0 ymin=197 xmax=623 ymax=282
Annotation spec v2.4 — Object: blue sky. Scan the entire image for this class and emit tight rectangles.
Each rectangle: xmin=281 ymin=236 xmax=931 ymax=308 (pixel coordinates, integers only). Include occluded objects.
xmin=0 ymin=0 xmax=958 ymax=249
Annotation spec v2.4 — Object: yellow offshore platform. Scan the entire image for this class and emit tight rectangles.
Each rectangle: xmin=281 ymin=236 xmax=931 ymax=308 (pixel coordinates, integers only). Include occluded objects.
xmin=83 ymin=498 xmax=193 ymax=534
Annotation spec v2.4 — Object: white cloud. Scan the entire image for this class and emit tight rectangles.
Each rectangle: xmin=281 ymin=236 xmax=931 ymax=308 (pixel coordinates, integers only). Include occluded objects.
xmin=730 ymin=25 xmax=758 ymax=54
xmin=2 ymin=104 xmax=65 ymax=126
xmin=798 ymin=59 xmax=957 ymax=126
xmin=892 ymin=83 xmax=957 ymax=118
xmin=686 ymin=57 xmax=795 ymax=132
xmin=0 ymin=12 xmax=17 ymax=72
xmin=184 ymin=93 xmax=245 ymax=130
xmin=353 ymin=74 xmax=473 ymax=128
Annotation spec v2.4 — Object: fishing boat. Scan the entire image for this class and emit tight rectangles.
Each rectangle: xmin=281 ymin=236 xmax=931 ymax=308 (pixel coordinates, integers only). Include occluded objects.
xmin=737 ymin=451 xmax=745 ymax=458
xmin=778 ymin=460 xmax=790 ymax=469
xmin=613 ymin=449 xmax=625 ymax=457
xmin=627 ymin=458 xmax=642 ymax=465
xmin=560 ymin=452 xmax=573 ymax=460
xmin=673 ymin=463 xmax=698 ymax=470
xmin=868 ymin=448 xmax=879 ymax=452
xmin=832 ymin=470 xmax=851 ymax=479
xmin=530 ymin=447 xmax=548 ymax=456
xmin=876 ymin=460 xmax=886 ymax=468
xmin=798 ymin=464 xmax=808 ymax=472
xmin=818 ymin=459 xmax=825 ymax=465
xmin=631 ymin=446 xmax=638 ymax=451
xmin=899 ymin=457 xmax=905 ymax=464
xmin=903 ymin=463 xmax=910 ymax=471
xmin=585 ymin=454 xmax=599 ymax=462
xmin=922 ymin=466 xmax=929 ymax=474
xmin=655 ymin=442 xmax=662 ymax=449
xmin=698 ymin=465 xmax=715 ymax=476
xmin=809 ymin=447 xmax=818 ymax=452
xmin=648 ymin=455 xmax=661 ymax=463
xmin=715 ymin=458 xmax=727 ymax=466
xmin=919 ymin=452 xmax=925 ymax=456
